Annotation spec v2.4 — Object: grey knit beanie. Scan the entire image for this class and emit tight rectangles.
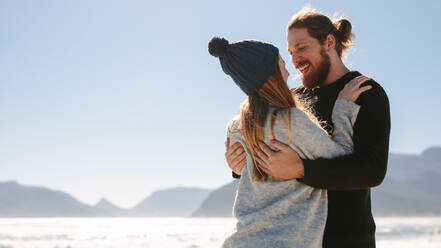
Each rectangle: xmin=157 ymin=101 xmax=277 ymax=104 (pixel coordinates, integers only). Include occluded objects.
xmin=208 ymin=37 xmax=279 ymax=95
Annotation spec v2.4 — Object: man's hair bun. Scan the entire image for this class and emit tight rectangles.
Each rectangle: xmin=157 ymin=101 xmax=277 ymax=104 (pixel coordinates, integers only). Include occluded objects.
xmin=334 ymin=18 xmax=352 ymax=43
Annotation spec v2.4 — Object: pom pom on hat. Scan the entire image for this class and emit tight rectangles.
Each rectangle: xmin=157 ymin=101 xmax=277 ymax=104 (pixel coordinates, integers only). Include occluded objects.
xmin=208 ymin=37 xmax=229 ymax=58
xmin=208 ymin=37 xmax=279 ymax=96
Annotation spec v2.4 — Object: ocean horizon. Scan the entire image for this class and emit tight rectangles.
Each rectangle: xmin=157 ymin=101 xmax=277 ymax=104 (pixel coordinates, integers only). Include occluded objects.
xmin=0 ymin=216 xmax=440 ymax=248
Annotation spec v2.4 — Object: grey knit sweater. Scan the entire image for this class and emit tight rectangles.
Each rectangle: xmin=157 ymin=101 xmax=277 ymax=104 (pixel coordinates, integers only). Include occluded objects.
xmin=222 ymin=98 xmax=360 ymax=248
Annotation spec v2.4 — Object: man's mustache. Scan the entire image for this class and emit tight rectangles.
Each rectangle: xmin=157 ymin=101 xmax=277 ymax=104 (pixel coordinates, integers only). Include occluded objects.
xmin=295 ymin=60 xmax=311 ymax=70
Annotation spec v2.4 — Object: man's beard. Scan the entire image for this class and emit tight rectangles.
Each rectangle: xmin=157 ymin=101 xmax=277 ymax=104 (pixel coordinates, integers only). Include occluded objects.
xmin=301 ymin=49 xmax=331 ymax=89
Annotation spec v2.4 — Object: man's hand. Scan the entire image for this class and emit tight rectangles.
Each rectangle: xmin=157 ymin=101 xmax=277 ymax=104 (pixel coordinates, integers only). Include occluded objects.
xmin=255 ymin=140 xmax=304 ymax=180
xmin=225 ymin=138 xmax=247 ymax=175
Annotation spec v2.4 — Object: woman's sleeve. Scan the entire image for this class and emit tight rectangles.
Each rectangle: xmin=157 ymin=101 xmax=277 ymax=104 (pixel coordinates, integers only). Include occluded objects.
xmin=226 ymin=117 xmax=249 ymax=177
xmin=274 ymin=100 xmax=359 ymax=160
xmin=330 ymin=98 xmax=361 ymax=152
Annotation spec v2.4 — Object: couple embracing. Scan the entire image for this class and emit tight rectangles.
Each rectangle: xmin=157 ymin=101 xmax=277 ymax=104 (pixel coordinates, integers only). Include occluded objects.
xmin=209 ymin=7 xmax=391 ymax=248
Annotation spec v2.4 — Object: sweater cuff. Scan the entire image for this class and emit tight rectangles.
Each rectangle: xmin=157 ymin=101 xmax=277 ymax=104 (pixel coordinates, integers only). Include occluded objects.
xmin=297 ymin=159 xmax=314 ymax=183
xmin=232 ymin=171 xmax=241 ymax=179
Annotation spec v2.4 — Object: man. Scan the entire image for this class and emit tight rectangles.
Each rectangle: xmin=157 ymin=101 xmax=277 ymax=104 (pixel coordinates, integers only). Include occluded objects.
xmin=225 ymin=8 xmax=391 ymax=248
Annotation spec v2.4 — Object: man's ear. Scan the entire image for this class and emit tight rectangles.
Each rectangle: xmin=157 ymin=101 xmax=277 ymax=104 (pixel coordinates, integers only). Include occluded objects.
xmin=325 ymin=34 xmax=336 ymax=52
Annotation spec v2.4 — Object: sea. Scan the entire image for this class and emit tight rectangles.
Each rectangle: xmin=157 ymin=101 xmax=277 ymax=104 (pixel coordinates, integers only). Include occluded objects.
xmin=0 ymin=217 xmax=440 ymax=248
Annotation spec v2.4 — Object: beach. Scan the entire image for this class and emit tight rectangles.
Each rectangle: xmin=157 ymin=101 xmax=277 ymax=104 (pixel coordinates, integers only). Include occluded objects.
xmin=0 ymin=217 xmax=440 ymax=248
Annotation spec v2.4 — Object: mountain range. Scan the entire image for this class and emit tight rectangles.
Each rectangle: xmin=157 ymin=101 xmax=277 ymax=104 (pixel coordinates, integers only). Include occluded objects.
xmin=1 ymin=147 xmax=440 ymax=217
xmin=0 ymin=182 xmax=211 ymax=217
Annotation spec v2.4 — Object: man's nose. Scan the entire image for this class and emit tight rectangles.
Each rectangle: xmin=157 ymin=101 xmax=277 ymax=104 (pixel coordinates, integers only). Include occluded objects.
xmin=291 ymin=53 xmax=301 ymax=66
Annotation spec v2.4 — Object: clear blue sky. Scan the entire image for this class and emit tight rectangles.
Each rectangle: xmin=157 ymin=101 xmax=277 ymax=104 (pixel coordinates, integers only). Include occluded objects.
xmin=1 ymin=0 xmax=440 ymax=208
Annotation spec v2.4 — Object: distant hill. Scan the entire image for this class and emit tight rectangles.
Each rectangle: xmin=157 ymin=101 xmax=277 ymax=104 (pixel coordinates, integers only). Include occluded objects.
xmin=371 ymin=177 xmax=441 ymax=216
xmin=193 ymin=147 xmax=441 ymax=217
xmin=192 ymin=180 xmax=239 ymax=217
xmin=372 ymin=147 xmax=441 ymax=216
xmin=129 ymin=187 xmax=212 ymax=217
xmin=93 ymin=198 xmax=126 ymax=216
xmin=0 ymin=181 xmax=99 ymax=217
xmin=0 ymin=182 xmax=212 ymax=217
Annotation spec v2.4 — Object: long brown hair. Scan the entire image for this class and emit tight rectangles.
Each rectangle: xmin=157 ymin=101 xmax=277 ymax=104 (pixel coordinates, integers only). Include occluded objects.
xmin=239 ymin=64 xmax=296 ymax=182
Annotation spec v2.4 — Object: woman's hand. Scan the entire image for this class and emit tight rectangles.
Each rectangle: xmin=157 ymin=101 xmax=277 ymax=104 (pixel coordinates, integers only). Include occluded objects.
xmin=338 ymin=75 xmax=372 ymax=102
xmin=225 ymin=138 xmax=247 ymax=175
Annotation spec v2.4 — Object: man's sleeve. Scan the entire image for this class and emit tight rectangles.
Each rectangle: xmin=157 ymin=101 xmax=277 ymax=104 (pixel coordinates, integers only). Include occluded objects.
xmin=232 ymin=171 xmax=241 ymax=179
xmin=298 ymin=81 xmax=391 ymax=190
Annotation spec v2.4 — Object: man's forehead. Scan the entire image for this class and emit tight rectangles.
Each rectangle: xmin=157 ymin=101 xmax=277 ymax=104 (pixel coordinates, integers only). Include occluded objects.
xmin=287 ymin=29 xmax=313 ymax=46
xmin=290 ymin=38 xmax=307 ymax=45
xmin=287 ymin=29 xmax=314 ymax=47
xmin=287 ymin=38 xmax=309 ymax=49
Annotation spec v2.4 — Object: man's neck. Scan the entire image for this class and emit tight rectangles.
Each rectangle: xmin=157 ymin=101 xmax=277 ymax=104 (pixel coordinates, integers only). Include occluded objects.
xmin=320 ymin=58 xmax=349 ymax=87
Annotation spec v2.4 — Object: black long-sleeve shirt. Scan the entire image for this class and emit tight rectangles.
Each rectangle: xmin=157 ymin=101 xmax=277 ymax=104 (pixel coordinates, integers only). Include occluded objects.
xmin=299 ymin=71 xmax=391 ymax=248
xmin=232 ymin=71 xmax=391 ymax=247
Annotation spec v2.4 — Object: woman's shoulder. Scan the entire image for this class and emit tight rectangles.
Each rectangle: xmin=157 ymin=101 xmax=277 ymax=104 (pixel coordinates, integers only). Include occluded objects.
xmin=288 ymin=107 xmax=311 ymax=123
xmin=269 ymin=106 xmax=305 ymax=117
xmin=285 ymin=107 xmax=322 ymax=134
xmin=268 ymin=107 xmax=313 ymax=133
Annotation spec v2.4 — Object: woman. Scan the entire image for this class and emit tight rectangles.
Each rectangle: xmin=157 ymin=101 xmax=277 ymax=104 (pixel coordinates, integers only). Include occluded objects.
xmin=208 ymin=37 xmax=371 ymax=248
